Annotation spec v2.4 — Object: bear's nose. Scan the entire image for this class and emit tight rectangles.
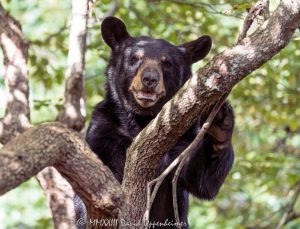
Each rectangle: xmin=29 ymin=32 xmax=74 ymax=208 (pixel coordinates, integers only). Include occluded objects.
xmin=141 ymin=67 xmax=159 ymax=89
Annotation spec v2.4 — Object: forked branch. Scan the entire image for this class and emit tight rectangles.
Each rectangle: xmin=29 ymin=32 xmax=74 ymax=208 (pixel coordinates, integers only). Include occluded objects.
xmin=237 ymin=0 xmax=270 ymax=43
xmin=0 ymin=123 xmax=123 ymax=220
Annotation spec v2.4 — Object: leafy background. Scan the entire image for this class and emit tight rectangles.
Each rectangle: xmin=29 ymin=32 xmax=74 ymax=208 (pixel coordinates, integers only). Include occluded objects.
xmin=0 ymin=0 xmax=299 ymax=228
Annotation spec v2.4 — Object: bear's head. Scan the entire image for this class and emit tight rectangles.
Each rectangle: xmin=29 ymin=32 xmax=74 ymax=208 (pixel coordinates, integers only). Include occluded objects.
xmin=101 ymin=17 xmax=211 ymax=116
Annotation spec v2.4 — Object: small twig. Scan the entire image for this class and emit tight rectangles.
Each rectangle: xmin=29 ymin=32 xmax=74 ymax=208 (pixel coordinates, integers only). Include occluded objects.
xmin=276 ymin=181 xmax=300 ymax=229
xmin=142 ymin=95 xmax=228 ymax=228
xmin=285 ymin=211 xmax=300 ymax=223
xmin=29 ymin=26 xmax=67 ymax=46
xmin=237 ymin=0 xmax=270 ymax=43
xmin=142 ymin=158 xmax=182 ymax=227
xmin=171 ymin=96 xmax=227 ymax=228
xmin=152 ymin=0 xmax=244 ymax=19
xmin=102 ymin=0 xmax=119 ymax=19
xmin=89 ymin=0 xmax=119 ymax=25
xmin=129 ymin=1 xmax=154 ymax=37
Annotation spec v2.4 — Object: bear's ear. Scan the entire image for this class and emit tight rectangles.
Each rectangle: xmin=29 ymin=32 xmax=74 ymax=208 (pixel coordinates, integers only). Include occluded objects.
xmin=101 ymin=17 xmax=130 ymax=49
xmin=178 ymin=35 xmax=212 ymax=65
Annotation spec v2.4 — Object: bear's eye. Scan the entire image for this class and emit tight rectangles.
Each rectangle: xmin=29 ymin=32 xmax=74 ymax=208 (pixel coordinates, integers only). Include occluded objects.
xmin=130 ymin=55 xmax=140 ymax=65
xmin=161 ymin=56 xmax=173 ymax=68
xmin=162 ymin=59 xmax=172 ymax=68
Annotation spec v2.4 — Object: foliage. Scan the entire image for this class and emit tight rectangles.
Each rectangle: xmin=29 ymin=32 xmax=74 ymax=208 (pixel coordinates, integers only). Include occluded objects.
xmin=0 ymin=0 xmax=299 ymax=228
xmin=0 ymin=178 xmax=52 ymax=229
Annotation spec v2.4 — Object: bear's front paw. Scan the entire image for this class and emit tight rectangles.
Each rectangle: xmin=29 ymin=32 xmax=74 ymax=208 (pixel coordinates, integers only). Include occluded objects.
xmin=206 ymin=102 xmax=234 ymax=152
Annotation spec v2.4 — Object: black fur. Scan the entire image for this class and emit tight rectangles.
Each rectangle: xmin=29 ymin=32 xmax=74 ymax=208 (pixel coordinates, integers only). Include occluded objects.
xmin=85 ymin=17 xmax=234 ymax=228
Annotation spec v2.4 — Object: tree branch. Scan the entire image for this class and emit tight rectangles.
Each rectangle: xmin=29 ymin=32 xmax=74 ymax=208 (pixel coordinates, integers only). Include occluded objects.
xmin=102 ymin=0 xmax=119 ymax=19
xmin=0 ymin=122 xmax=123 ymax=219
xmin=285 ymin=211 xmax=300 ymax=224
xmin=152 ymin=0 xmax=244 ymax=18
xmin=276 ymin=181 xmax=300 ymax=229
xmin=36 ymin=167 xmax=77 ymax=228
xmin=29 ymin=26 xmax=67 ymax=46
xmin=237 ymin=0 xmax=270 ymax=43
xmin=121 ymin=0 xmax=300 ymax=223
xmin=57 ymin=0 xmax=89 ymax=131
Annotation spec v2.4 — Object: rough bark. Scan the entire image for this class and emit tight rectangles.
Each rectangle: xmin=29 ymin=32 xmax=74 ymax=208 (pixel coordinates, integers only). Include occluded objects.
xmin=57 ymin=0 xmax=88 ymax=131
xmin=0 ymin=122 xmax=123 ymax=219
xmin=0 ymin=3 xmax=30 ymax=144
xmin=121 ymin=0 xmax=300 ymax=223
xmin=237 ymin=0 xmax=270 ymax=43
xmin=37 ymin=167 xmax=77 ymax=229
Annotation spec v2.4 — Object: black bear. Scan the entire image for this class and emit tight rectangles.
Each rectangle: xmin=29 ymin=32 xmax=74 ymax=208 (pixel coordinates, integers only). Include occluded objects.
xmin=86 ymin=16 xmax=234 ymax=228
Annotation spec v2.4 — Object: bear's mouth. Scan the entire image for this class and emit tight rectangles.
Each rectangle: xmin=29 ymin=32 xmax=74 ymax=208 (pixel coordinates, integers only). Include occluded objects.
xmin=136 ymin=91 xmax=157 ymax=102
xmin=130 ymin=87 xmax=165 ymax=108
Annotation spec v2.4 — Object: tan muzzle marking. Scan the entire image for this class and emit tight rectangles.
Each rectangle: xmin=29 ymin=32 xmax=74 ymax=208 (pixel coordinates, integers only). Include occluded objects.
xmin=129 ymin=59 xmax=166 ymax=108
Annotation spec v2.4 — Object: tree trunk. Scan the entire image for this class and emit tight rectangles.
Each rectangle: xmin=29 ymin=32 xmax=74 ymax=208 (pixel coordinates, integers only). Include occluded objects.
xmin=57 ymin=0 xmax=88 ymax=131
xmin=0 ymin=3 xmax=30 ymax=144
xmin=37 ymin=167 xmax=77 ymax=229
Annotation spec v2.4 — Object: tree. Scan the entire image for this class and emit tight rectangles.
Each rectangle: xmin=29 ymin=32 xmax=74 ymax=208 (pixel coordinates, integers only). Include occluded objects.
xmin=0 ymin=0 xmax=299 ymax=228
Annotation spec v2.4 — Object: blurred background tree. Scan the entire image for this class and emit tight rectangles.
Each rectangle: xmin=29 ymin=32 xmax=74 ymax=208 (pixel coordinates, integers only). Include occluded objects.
xmin=0 ymin=0 xmax=299 ymax=228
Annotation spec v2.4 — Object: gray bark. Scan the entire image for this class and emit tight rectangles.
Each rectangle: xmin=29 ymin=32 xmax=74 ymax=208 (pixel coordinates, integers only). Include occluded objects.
xmin=0 ymin=3 xmax=30 ymax=144
xmin=57 ymin=0 xmax=88 ymax=131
